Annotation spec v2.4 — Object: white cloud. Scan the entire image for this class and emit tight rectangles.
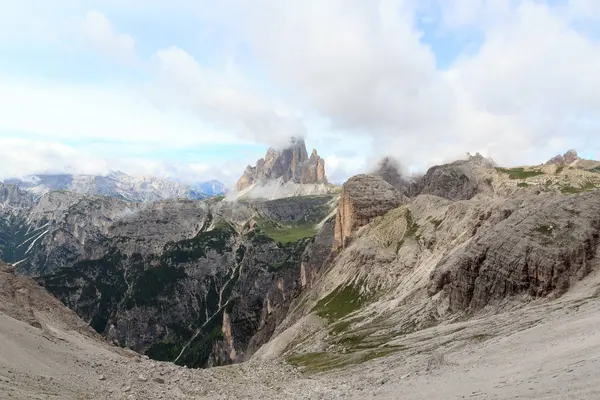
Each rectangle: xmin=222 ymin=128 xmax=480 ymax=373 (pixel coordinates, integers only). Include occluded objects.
xmin=0 ymin=137 xmax=110 ymax=179
xmin=0 ymin=137 xmax=244 ymax=185
xmin=152 ymin=46 xmax=305 ymax=146
xmin=2 ymin=0 xmax=600 ymax=185
xmin=211 ymin=0 xmax=600 ymax=168
xmin=0 ymin=77 xmax=243 ymax=147
xmin=81 ymin=11 xmax=136 ymax=60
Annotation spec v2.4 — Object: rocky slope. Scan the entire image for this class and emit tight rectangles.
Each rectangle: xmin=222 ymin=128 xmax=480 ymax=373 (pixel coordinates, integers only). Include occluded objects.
xmin=5 ymin=171 xmax=226 ymax=202
xmin=408 ymin=152 xmax=496 ymax=200
xmin=3 ymin=148 xmax=600 ymax=399
xmin=0 ymin=180 xmax=337 ymax=369
xmin=235 ymin=137 xmax=337 ymax=199
xmin=252 ymin=151 xmax=600 ymax=375
xmin=5 ymin=255 xmax=600 ymax=399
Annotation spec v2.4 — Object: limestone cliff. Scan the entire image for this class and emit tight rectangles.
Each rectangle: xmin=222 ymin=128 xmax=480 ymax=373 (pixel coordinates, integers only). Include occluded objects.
xmin=333 ymin=174 xmax=405 ymax=251
xmin=236 ymin=137 xmax=328 ymax=192
xmin=409 ymin=152 xmax=495 ymax=201
xmin=254 ymin=152 xmax=600 ymax=370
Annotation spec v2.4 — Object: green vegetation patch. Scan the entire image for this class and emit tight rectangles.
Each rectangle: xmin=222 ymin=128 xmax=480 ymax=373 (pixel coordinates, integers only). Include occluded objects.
xmin=405 ymin=210 xmax=420 ymax=238
xmin=329 ymin=316 xmax=366 ymax=335
xmin=312 ymin=280 xmax=374 ymax=322
xmin=262 ymin=223 xmax=318 ymax=243
xmin=40 ymin=250 xmax=129 ymax=334
xmin=130 ymin=264 xmax=187 ymax=307
xmin=560 ymin=181 xmax=598 ymax=194
xmin=175 ymin=311 xmax=226 ymax=368
xmin=534 ymin=224 xmax=554 ymax=235
xmin=145 ymin=340 xmax=184 ymax=362
xmin=517 ymin=182 xmax=530 ymax=188
xmin=496 ymin=167 xmax=544 ymax=180
xmin=287 ymin=348 xmax=398 ymax=373
xmin=266 ymin=237 xmax=313 ymax=272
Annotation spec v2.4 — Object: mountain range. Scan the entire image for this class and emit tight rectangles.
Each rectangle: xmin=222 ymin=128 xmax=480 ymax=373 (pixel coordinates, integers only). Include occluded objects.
xmin=1 ymin=143 xmax=600 ymax=398
xmin=4 ymin=171 xmax=227 ymax=202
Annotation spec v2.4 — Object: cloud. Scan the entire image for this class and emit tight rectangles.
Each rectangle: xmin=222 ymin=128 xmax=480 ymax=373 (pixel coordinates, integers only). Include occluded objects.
xmin=0 ymin=137 xmax=245 ymax=185
xmin=0 ymin=77 xmax=243 ymax=147
xmin=81 ymin=11 xmax=136 ymax=60
xmin=2 ymin=0 xmax=600 ymax=186
xmin=152 ymin=46 xmax=305 ymax=146
xmin=210 ymin=0 xmax=600 ymax=168
xmin=0 ymin=137 xmax=110 ymax=179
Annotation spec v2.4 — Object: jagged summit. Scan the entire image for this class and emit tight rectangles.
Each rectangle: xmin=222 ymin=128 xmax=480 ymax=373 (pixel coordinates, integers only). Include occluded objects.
xmin=465 ymin=152 xmax=496 ymax=168
xmin=546 ymin=149 xmax=581 ymax=165
xmin=544 ymin=149 xmax=600 ymax=171
xmin=236 ymin=137 xmax=327 ymax=192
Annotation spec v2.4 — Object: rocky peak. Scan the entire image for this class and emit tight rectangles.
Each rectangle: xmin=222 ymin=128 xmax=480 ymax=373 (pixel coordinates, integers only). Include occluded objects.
xmin=333 ymin=174 xmax=405 ymax=251
xmin=371 ymin=156 xmax=411 ymax=195
xmin=236 ymin=137 xmax=327 ymax=192
xmin=546 ymin=149 xmax=580 ymax=166
xmin=466 ymin=152 xmax=496 ymax=168
xmin=0 ymin=183 xmax=34 ymax=210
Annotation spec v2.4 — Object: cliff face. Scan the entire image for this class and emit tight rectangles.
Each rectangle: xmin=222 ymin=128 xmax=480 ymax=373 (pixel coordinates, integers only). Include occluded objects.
xmin=0 ymin=183 xmax=337 ymax=369
xmin=253 ymin=151 xmax=600 ymax=371
xmin=333 ymin=174 xmax=405 ymax=251
xmin=430 ymin=193 xmax=600 ymax=311
xmin=409 ymin=153 xmax=495 ymax=201
xmin=236 ymin=138 xmax=327 ymax=192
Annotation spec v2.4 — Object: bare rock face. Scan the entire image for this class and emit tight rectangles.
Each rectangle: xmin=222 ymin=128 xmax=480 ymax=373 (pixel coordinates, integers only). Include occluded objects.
xmin=333 ymin=174 xmax=405 ymax=251
xmin=410 ymin=153 xmax=494 ymax=201
xmin=236 ymin=137 xmax=327 ymax=192
xmin=430 ymin=192 xmax=600 ymax=311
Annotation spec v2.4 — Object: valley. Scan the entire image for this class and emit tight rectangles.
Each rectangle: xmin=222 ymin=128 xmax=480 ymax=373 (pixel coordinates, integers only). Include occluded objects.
xmin=1 ymin=143 xmax=600 ymax=398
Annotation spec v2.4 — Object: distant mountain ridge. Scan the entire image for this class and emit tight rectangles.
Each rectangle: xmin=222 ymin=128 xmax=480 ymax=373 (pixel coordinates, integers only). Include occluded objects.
xmin=4 ymin=171 xmax=227 ymax=203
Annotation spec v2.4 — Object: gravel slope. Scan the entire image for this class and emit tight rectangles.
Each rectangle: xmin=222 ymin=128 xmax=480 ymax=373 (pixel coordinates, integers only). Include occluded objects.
xmin=2 ymin=291 xmax=600 ymax=399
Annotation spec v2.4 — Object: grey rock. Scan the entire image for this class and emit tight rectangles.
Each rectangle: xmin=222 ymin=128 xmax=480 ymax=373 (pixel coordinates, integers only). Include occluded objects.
xmin=236 ymin=137 xmax=327 ymax=191
xmin=430 ymin=193 xmax=600 ymax=311
xmin=333 ymin=174 xmax=406 ymax=250
xmin=409 ymin=152 xmax=495 ymax=201
xmin=372 ymin=156 xmax=411 ymax=195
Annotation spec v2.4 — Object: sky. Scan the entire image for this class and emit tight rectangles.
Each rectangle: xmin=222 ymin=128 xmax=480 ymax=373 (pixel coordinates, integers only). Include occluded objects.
xmin=1 ymin=0 xmax=599 ymax=186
